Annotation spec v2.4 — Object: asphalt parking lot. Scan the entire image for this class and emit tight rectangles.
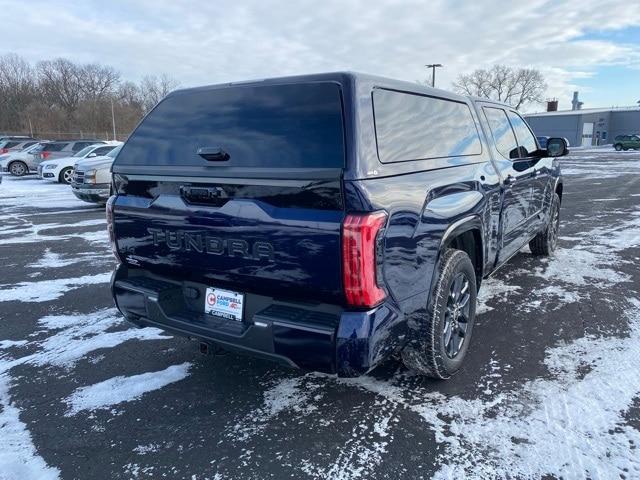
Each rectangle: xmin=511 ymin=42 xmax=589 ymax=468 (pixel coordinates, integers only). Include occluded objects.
xmin=1 ymin=148 xmax=639 ymax=480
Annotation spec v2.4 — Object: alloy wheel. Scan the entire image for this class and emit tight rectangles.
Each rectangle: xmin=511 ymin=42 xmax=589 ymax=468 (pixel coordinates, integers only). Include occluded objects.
xmin=10 ymin=163 xmax=25 ymax=176
xmin=443 ymin=273 xmax=471 ymax=359
xmin=63 ymin=169 xmax=73 ymax=184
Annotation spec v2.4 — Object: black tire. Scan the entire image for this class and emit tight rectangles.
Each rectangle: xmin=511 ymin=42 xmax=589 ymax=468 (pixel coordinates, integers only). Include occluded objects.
xmin=614 ymin=144 xmax=623 ymax=151
xmin=9 ymin=161 xmax=28 ymax=176
xmin=401 ymin=248 xmax=477 ymax=379
xmin=59 ymin=167 xmax=73 ymax=184
xmin=529 ymin=192 xmax=560 ymax=256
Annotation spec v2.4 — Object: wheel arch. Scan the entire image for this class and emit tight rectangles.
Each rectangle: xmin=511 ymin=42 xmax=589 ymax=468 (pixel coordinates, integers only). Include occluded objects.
xmin=437 ymin=215 xmax=484 ymax=290
xmin=555 ymin=180 xmax=563 ymax=204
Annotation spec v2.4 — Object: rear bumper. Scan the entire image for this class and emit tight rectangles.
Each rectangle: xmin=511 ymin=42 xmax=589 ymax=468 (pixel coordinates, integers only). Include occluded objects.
xmin=111 ymin=264 xmax=405 ymax=377
xmin=71 ymin=183 xmax=110 ymax=203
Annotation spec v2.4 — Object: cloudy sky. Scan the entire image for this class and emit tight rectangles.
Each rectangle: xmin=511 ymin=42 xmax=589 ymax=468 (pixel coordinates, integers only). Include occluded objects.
xmin=1 ymin=0 xmax=639 ymax=111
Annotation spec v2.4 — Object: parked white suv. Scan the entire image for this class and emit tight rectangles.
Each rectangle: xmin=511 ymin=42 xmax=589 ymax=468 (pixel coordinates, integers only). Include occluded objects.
xmin=38 ymin=143 xmax=120 ymax=184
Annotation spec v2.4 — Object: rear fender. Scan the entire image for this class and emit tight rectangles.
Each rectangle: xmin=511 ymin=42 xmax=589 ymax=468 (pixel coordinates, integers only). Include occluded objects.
xmin=424 ymin=214 xmax=484 ymax=321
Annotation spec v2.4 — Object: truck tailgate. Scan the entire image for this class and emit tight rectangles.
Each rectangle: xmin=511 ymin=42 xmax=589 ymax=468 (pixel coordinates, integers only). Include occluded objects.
xmin=113 ymin=179 xmax=345 ymax=304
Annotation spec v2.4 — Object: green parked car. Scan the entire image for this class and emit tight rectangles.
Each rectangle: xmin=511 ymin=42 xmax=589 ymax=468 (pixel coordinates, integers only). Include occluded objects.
xmin=613 ymin=134 xmax=640 ymax=151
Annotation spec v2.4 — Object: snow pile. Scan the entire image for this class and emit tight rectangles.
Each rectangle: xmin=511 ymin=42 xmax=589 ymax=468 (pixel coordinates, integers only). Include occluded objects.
xmin=0 ymin=340 xmax=28 ymax=349
xmin=0 ymin=218 xmax=107 ymax=246
xmin=34 ymin=309 xmax=170 ymax=368
xmin=0 ymin=375 xmax=61 ymax=480
xmin=301 ymin=397 xmax=398 ymax=480
xmin=0 ymin=176 xmax=91 ymax=211
xmin=65 ymin=363 xmax=191 ymax=415
xmin=229 ymin=376 xmax=324 ymax=442
xmin=0 ymin=272 xmax=111 ymax=303
xmin=342 ymin=299 xmax=640 ymax=479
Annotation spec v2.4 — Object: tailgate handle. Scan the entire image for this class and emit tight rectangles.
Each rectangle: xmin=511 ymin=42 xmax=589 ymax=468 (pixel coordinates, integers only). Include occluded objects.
xmin=197 ymin=147 xmax=230 ymax=162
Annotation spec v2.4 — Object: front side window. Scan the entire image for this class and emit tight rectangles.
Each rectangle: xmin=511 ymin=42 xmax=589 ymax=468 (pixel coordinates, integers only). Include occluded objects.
xmin=483 ymin=107 xmax=519 ymax=160
xmin=373 ymin=89 xmax=482 ymax=163
xmin=507 ymin=111 xmax=538 ymax=156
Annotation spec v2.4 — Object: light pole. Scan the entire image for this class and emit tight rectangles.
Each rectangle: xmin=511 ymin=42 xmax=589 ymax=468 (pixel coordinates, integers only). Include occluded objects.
xmin=111 ymin=99 xmax=117 ymax=140
xmin=425 ymin=63 xmax=443 ymax=87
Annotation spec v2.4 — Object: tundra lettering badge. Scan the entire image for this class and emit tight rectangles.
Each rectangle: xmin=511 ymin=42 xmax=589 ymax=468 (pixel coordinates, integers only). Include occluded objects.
xmin=147 ymin=228 xmax=275 ymax=262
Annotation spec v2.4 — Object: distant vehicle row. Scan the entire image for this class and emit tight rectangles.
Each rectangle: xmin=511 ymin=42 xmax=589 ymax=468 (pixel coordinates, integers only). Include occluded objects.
xmin=0 ymin=138 xmax=122 ymax=205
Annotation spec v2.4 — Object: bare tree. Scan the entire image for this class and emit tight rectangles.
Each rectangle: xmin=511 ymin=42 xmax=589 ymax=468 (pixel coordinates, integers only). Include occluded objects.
xmin=0 ymin=52 xmax=179 ymax=138
xmin=453 ymin=65 xmax=546 ymax=110
xmin=37 ymin=58 xmax=83 ymax=125
xmin=0 ymin=53 xmax=37 ymax=131
xmin=79 ymin=63 xmax=120 ymax=100
xmin=139 ymin=74 xmax=180 ymax=112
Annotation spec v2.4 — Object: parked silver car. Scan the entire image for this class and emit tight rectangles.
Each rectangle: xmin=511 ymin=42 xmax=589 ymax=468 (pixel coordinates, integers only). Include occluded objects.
xmin=0 ymin=142 xmax=46 ymax=176
xmin=13 ymin=140 xmax=106 ymax=176
xmin=0 ymin=138 xmax=38 ymax=154
xmin=71 ymin=144 xmax=122 ymax=204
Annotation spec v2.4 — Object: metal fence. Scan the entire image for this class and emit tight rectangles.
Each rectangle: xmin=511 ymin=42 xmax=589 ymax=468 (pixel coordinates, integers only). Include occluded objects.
xmin=0 ymin=131 xmax=129 ymax=142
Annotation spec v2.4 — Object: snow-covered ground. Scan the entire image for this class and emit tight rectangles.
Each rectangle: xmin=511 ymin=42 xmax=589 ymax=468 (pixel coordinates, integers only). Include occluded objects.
xmin=0 ymin=150 xmax=639 ymax=479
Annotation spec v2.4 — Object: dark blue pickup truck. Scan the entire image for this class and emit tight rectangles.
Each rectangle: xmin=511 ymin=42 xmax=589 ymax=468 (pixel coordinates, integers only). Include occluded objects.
xmin=108 ymin=72 xmax=566 ymax=379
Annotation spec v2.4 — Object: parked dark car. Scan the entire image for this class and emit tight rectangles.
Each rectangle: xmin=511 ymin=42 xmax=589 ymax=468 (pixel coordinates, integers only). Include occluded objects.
xmin=108 ymin=72 xmax=566 ymax=379
xmin=613 ymin=134 xmax=640 ymax=151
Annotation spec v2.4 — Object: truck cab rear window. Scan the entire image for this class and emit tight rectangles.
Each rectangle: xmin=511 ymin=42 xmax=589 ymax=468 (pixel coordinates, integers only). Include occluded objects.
xmin=373 ymin=89 xmax=482 ymax=163
xmin=116 ymin=82 xmax=345 ymax=169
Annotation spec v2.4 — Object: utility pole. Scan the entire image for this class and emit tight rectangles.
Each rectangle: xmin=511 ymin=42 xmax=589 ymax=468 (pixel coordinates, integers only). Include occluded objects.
xmin=425 ymin=63 xmax=443 ymax=87
xmin=111 ymin=98 xmax=117 ymax=140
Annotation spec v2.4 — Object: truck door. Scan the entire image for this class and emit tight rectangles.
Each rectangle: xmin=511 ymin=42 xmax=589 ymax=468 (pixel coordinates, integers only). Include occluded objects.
xmin=480 ymin=105 xmax=537 ymax=264
xmin=506 ymin=110 xmax=551 ymax=227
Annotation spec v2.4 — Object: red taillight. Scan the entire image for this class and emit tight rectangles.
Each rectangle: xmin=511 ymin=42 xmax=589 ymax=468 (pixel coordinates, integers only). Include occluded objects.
xmin=342 ymin=211 xmax=388 ymax=308
xmin=41 ymin=151 xmax=50 ymax=159
xmin=106 ymin=196 xmax=122 ymax=263
xmin=1 ymin=148 xmax=7 ymax=154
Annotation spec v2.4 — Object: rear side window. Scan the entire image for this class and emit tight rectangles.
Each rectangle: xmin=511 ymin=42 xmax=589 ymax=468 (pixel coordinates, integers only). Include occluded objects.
xmin=116 ymin=82 xmax=345 ymax=169
xmin=93 ymin=146 xmax=114 ymax=155
xmin=483 ymin=107 xmax=519 ymax=159
xmin=43 ymin=143 xmax=68 ymax=152
xmin=372 ymin=89 xmax=482 ymax=163
xmin=72 ymin=142 xmax=95 ymax=152
xmin=4 ymin=142 xmax=19 ymax=148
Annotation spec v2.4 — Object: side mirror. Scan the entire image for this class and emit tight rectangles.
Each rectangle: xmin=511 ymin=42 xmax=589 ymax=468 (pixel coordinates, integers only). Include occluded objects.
xmin=546 ymin=137 xmax=568 ymax=157
xmin=88 ymin=153 xmax=97 ymax=158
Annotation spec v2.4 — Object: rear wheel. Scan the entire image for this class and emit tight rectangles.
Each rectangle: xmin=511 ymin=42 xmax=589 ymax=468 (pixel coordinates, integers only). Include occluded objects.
xmin=529 ymin=192 xmax=560 ymax=256
xmin=9 ymin=161 xmax=27 ymax=176
xmin=401 ymin=248 xmax=477 ymax=379
xmin=59 ymin=167 xmax=73 ymax=184
xmin=614 ymin=144 xmax=622 ymax=151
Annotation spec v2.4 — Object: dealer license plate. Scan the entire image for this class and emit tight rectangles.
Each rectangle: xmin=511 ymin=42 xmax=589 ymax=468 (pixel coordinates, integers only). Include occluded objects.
xmin=204 ymin=287 xmax=244 ymax=321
